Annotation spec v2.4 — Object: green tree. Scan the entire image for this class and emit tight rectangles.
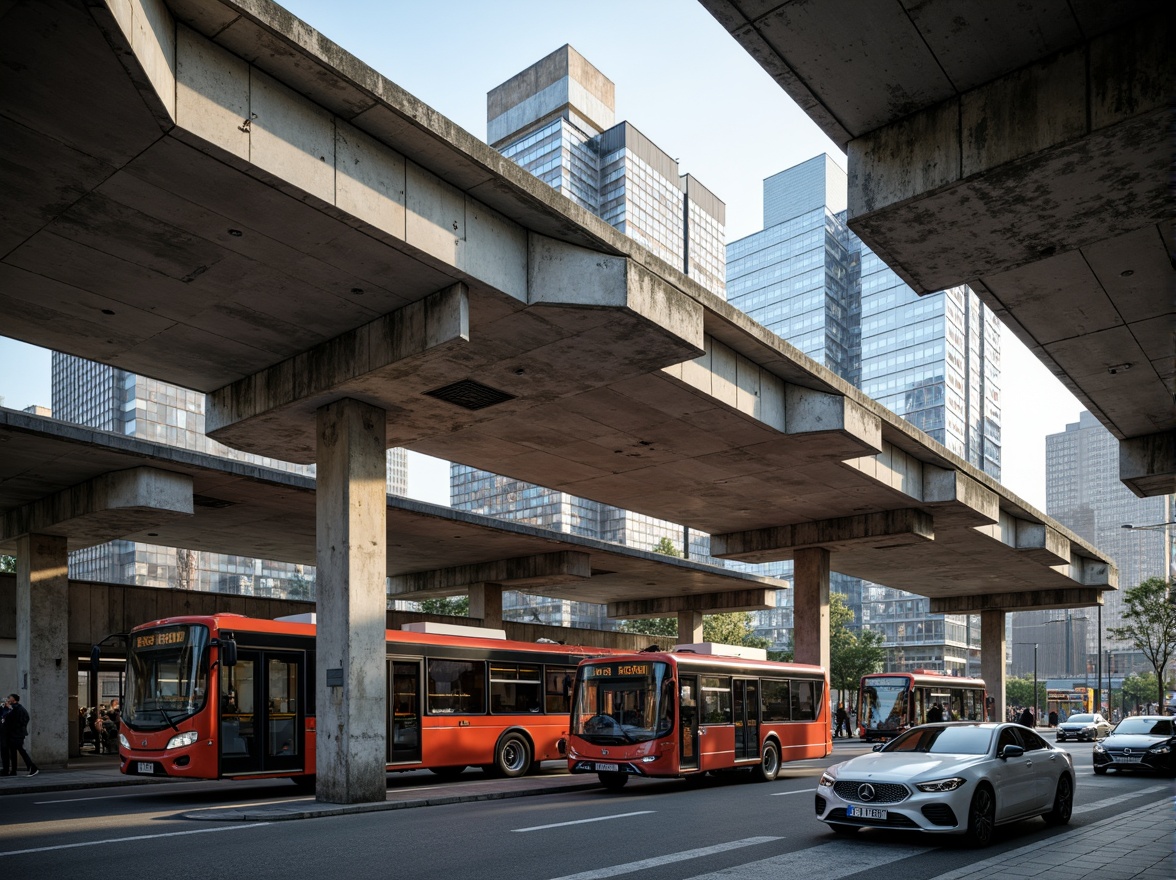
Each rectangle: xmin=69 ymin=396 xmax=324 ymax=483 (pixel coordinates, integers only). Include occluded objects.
xmin=1005 ymin=674 xmax=1046 ymax=712
xmin=0 ymin=555 xmax=14 ymax=574
xmin=1108 ymin=577 xmax=1176 ymax=708
xmin=1121 ymin=671 xmax=1159 ymax=712
xmin=620 ymin=612 xmax=769 ymax=650
xmin=419 ymin=596 xmax=470 ymax=617
xmin=829 ymin=592 xmax=885 ymax=702
xmin=651 ymin=536 xmax=681 ymax=557
xmin=620 ymin=617 xmax=678 ymax=638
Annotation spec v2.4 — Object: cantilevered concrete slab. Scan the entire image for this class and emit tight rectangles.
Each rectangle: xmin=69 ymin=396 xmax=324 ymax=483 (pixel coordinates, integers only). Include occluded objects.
xmin=700 ymin=0 xmax=1175 ymax=497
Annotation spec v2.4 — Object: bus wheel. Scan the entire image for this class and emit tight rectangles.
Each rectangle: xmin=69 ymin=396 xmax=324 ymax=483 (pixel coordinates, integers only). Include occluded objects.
xmin=290 ymin=775 xmax=316 ymax=793
xmin=599 ymin=771 xmax=628 ymax=791
xmin=430 ymin=765 xmax=466 ymax=779
xmin=493 ymin=732 xmax=532 ymax=778
xmin=753 ymin=741 xmax=780 ymax=782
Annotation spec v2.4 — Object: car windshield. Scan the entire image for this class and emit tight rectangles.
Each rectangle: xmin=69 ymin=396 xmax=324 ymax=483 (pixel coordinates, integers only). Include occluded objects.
xmin=883 ymin=725 xmax=993 ymax=755
xmin=1067 ymin=714 xmax=1095 ymax=723
xmin=1113 ymin=718 xmax=1173 ymax=736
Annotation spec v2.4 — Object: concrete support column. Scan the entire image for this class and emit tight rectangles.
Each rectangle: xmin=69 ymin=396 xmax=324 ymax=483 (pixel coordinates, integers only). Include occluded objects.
xmin=316 ymin=399 xmax=387 ymax=805
xmin=15 ymin=533 xmax=69 ymax=769
xmin=793 ymin=547 xmax=830 ymax=670
xmin=677 ymin=610 xmax=703 ymax=644
xmin=980 ymin=609 xmax=1007 ymax=722
xmin=468 ymin=584 xmax=503 ymax=628
xmin=69 ymin=655 xmax=80 ymax=758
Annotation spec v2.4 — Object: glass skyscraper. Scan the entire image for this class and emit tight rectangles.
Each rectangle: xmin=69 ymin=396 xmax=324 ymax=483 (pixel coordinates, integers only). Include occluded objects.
xmin=453 ymin=46 xmax=728 ymax=627
xmin=51 ymin=353 xmax=408 ymax=598
xmin=727 ymin=155 xmax=1001 ymax=673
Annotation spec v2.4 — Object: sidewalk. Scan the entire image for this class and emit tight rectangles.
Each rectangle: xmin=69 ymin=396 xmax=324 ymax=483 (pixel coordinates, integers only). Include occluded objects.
xmin=2 ymin=757 xmax=1171 ymax=880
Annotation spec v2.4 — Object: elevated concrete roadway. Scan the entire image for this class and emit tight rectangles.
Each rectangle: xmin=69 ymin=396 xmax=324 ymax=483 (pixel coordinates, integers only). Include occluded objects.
xmin=700 ymin=0 xmax=1175 ymax=498
xmin=0 ymin=0 xmax=1117 ymax=800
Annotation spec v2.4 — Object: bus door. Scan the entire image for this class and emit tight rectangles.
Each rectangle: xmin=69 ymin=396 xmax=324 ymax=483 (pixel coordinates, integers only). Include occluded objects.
xmin=678 ymin=675 xmax=699 ymax=771
xmin=220 ymin=649 xmax=304 ymax=775
xmin=733 ymin=679 xmax=760 ymax=759
xmin=389 ymin=658 xmax=422 ymax=764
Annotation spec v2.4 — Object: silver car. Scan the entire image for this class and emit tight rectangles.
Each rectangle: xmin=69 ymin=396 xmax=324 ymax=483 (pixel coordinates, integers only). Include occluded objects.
xmin=1055 ymin=713 xmax=1111 ymax=742
xmin=815 ymin=722 xmax=1075 ymax=846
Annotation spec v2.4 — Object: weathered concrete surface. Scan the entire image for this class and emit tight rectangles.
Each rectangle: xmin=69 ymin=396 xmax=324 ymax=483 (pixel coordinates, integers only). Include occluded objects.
xmin=388 ymin=551 xmax=591 ymax=599
xmin=980 ymin=609 xmax=1005 ymax=721
xmin=700 ymin=1 xmax=1174 ymax=496
xmin=606 ymin=589 xmax=776 ymax=619
xmin=16 ymin=534 xmax=69 ymax=769
xmin=792 ymin=547 xmax=829 ymax=669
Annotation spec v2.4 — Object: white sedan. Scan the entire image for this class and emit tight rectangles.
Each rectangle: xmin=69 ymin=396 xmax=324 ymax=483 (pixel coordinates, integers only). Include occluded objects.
xmin=815 ymin=722 xmax=1075 ymax=846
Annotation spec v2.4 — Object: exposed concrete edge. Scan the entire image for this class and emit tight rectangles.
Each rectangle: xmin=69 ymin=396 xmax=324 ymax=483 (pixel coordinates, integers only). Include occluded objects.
xmin=180 ymin=777 xmax=603 ymax=822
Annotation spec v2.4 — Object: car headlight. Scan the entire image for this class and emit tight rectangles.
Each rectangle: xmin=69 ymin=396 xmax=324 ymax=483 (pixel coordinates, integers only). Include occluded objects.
xmin=1146 ymin=744 xmax=1170 ymax=755
xmin=915 ymin=776 xmax=967 ymax=793
xmin=818 ymin=771 xmax=836 ymax=788
xmin=1092 ymin=742 xmax=1106 ymax=753
xmin=166 ymin=730 xmax=199 ymax=750
xmin=119 ymin=732 xmax=130 ymax=749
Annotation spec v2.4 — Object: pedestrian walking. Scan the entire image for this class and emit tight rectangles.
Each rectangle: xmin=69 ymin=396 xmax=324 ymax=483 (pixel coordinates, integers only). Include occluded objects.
xmin=834 ymin=703 xmax=849 ymax=738
xmin=0 ymin=696 xmax=11 ymax=776
xmin=3 ymin=694 xmax=39 ymax=776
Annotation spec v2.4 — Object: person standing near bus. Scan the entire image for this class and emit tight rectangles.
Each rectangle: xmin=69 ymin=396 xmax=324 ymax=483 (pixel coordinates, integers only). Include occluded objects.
xmin=834 ymin=703 xmax=849 ymax=738
xmin=3 ymin=694 xmax=38 ymax=776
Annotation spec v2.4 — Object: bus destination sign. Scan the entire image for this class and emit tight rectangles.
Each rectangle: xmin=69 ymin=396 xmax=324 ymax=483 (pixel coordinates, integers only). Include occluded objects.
xmin=593 ymin=663 xmax=650 ymax=677
xmin=133 ymin=627 xmax=188 ymax=651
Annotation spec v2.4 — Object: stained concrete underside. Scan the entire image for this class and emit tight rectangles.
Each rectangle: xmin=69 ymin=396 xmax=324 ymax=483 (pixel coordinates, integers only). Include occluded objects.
xmin=0 ymin=0 xmax=1113 ymax=611
xmin=699 ymin=0 xmax=1174 ymax=498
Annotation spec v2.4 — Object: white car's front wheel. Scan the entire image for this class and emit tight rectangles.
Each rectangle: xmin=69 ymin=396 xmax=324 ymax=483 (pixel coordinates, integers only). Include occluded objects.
xmin=965 ymin=785 xmax=996 ymax=847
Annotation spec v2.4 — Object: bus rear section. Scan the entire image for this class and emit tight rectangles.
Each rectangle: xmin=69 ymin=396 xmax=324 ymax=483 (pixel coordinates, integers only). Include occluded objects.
xmin=567 ymin=646 xmax=830 ymax=790
xmin=858 ymin=671 xmax=987 ymax=742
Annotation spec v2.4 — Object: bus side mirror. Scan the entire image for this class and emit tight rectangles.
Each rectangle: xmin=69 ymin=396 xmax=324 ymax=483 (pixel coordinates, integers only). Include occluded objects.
xmin=218 ymin=639 xmax=238 ymax=668
xmin=89 ymin=645 xmax=101 ymax=675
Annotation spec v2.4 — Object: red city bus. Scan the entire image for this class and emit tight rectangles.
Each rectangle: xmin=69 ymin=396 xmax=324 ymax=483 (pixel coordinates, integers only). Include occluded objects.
xmin=117 ymin=612 xmax=628 ymax=788
xmin=857 ymin=671 xmax=987 ymax=742
xmin=567 ymin=645 xmax=830 ymax=790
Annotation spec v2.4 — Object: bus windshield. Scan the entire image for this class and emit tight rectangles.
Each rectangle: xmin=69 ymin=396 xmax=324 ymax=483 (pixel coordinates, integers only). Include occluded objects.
xmin=571 ymin=660 xmax=673 ymax=745
xmin=861 ymin=676 xmax=910 ymax=730
xmin=124 ymin=624 xmax=211 ymax=731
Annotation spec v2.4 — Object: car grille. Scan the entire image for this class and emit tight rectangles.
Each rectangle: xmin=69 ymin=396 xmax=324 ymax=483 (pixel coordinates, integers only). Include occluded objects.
xmin=815 ymin=795 xmax=826 ymax=815
xmin=832 ymin=781 xmax=910 ymax=804
xmin=826 ymin=808 xmax=918 ymax=828
xmin=921 ymin=804 xmax=958 ymax=826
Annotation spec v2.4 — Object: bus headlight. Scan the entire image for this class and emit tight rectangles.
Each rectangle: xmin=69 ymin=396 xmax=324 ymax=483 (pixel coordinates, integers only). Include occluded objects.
xmin=119 ymin=733 xmax=130 ymax=750
xmin=916 ymin=777 xmax=966 ymax=793
xmin=166 ymin=730 xmax=199 ymax=750
xmin=640 ymin=755 xmax=658 ymax=763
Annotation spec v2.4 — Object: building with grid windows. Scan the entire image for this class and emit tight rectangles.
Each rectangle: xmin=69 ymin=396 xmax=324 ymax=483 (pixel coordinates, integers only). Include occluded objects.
xmin=1009 ymin=411 xmax=1173 ymax=681
xmin=51 ymin=353 xmax=408 ymax=598
xmin=727 ymin=155 xmax=1001 ymax=673
xmin=451 ymin=47 xmax=727 ymax=628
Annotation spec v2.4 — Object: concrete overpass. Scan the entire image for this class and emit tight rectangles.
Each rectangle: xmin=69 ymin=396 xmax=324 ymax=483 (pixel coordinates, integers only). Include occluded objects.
xmin=700 ymin=0 xmax=1175 ymax=498
xmin=1 ymin=0 xmax=1114 ymax=802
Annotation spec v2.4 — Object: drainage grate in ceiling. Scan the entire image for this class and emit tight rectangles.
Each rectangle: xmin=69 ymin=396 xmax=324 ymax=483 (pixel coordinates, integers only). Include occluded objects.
xmin=423 ymin=379 xmax=516 ymax=411
xmin=193 ymin=494 xmax=235 ymax=509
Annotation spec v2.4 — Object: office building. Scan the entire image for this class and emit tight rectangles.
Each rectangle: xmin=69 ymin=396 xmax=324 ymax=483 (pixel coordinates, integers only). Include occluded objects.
xmin=453 ymin=47 xmax=727 ymax=627
xmin=1010 ymin=411 xmax=1174 ymax=681
xmin=728 ymin=155 xmax=1001 ymax=673
xmin=51 ymin=353 xmax=408 ymax=598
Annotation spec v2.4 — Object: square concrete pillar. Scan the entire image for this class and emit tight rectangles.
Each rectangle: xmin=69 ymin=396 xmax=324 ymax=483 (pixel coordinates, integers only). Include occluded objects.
xmin=469 ymin=584 xmax=503 ymax=628
xmin=793 ymin=547 xmax=830 ymax=670
xmin=678 ymin=610 xmax=703 ymax=644
xmin=980 ymin=609 xmax=1007 ymax=722
xmin=16 ymin=533 xmax=69 ymax=769
xmin=315 ymin=399 xmax=388 ymax=804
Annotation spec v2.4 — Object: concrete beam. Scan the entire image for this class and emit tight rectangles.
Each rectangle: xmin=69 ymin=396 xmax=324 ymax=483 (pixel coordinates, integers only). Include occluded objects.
xmin=388 ymin=551 xmax=591 ymax=599
xmin=922 ymin=466 xmax=999 ymax=527
xmin=608 ymin=588 xmax=776 ymax=620
xmin=207 ymin=284 xmax=469 ymax=461
xmin=711 ymin=509 xmax=933 ymax=564
xmin=1119 ymin=430 xmax=1176 ymax=498
xmin=931 ymin=589 xmax=1105 ymax=614
xmin=1013 ymin=519 xmax=1071 ymax=566
xmin=1 ymin=467 xmax=193 ymax=553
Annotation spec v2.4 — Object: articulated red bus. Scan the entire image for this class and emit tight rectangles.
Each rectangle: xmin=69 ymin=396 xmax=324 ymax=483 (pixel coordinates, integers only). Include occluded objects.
xmin=117 ymin=612 xmax=627 ymax=788
xmin=566 ymin=646 xmax=830 ymax=789
xmin=858 ymin=670 xmax=987 ymax=742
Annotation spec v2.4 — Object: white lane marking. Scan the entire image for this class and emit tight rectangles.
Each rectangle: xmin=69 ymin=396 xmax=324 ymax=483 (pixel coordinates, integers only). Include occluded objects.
xmin=0 ymin=822 xmax=270 ymax=856
xmin=1073 ymin=783 xmax=1169 ymax=814
xmin=515 ymin=810 xmax=655 ymax=832
xmin=769 ymin=789 xmax=812 ymax=796
xmin=544 ymin=837 xmax=781 ymax=880
xmin=35 ymin=793 xmax=157 ymax=804
xmin=683 ymin=840 xmax=928 ymax=880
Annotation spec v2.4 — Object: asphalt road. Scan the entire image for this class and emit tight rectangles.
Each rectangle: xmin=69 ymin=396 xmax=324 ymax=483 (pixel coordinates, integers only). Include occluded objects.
xmin=0 ymin=741 xmax=1168 ymax=880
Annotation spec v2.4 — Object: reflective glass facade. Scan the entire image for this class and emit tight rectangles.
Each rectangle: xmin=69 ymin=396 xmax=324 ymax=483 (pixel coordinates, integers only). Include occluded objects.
xmin=727 ymin=156 xmax=1001 ymax=673
xmin=51 ymin=353 xmax=408 ymax=600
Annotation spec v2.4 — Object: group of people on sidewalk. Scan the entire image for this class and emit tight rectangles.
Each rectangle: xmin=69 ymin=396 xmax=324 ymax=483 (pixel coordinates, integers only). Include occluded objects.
xmin=0 ymin=693 xmax=39 ymax=777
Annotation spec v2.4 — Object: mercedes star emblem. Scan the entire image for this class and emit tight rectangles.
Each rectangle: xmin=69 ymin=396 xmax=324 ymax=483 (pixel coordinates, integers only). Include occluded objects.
xmin=858 ymin=783 xmax=876 ymax=801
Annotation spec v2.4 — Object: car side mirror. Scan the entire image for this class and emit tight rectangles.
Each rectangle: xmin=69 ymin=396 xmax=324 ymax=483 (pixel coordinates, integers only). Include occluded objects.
xmin=999 ymin=744 xmax=1024 ymax=760
xmin=872 ymin=743 xmax=884 ymax=752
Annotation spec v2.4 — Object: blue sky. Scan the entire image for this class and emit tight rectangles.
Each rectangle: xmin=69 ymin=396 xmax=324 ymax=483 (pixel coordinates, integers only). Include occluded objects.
xmin=0 ymin=0 xmax=1082 ymax=508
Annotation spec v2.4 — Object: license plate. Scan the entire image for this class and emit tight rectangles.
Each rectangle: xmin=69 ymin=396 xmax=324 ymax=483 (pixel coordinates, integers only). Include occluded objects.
xmin=137 ymin=762 xmax=154 ymax=775
xmin=846 ymin=804 xmax=887 ymax=820
xmin=595 ymin=762 xmax=619 ymax=772
xmin=1116 ymin=756 xmax=1143 ymax=763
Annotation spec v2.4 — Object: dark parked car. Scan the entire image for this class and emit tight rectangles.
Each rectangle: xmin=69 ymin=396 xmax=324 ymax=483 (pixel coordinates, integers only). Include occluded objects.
xmin=1092 ymin=716 xmax=1175 ymax=775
